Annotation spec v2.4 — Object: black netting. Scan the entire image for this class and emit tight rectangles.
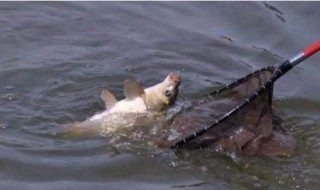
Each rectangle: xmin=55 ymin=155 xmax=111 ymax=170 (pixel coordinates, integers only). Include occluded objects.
xmin=169 ymin=66 xmax=295 ymax=156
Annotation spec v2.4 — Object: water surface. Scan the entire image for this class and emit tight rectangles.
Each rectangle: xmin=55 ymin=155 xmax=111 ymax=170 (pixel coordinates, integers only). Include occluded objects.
xmin=1 ymin=2 xmax=320 ymax=190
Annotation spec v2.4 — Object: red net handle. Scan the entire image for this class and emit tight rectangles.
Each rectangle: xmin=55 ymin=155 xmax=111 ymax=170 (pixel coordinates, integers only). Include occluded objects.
xmin=304 ymin=41 xmax=320 ymax=57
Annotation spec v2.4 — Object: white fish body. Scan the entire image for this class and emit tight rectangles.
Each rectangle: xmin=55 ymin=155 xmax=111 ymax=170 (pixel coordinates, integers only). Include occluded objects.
xmin=68 ymin=73 xmax=181 ymax=135
xmin=89 ymin=96 xmax=147 ymax=121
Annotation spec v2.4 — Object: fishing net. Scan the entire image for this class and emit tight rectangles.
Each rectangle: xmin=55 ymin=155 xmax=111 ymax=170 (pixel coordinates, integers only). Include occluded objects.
xmin=168 ymin=66 xmax=295 ymax=156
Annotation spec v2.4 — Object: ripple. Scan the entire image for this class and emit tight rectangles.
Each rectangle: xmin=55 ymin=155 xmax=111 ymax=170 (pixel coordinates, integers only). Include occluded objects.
xmin=1 ymin=93 xmax=17 ymax=101
xmin=5 ymin=85 xmax=15 ymax=91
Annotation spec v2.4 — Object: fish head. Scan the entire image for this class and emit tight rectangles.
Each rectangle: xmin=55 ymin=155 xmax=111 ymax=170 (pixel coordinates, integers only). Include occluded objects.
xmin=163 ymin=72 xmax=181 ymax=102
xmin=145 ymin=72 xmax=181 ymax=111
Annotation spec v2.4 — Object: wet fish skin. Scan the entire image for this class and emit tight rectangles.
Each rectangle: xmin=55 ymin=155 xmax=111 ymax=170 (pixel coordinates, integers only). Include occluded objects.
xmin=66 ymin=73 xmax=181 ymax=136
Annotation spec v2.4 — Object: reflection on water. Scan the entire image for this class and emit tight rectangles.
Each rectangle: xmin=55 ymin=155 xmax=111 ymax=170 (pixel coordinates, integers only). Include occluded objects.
xmin=0 ymin=2 xmax=320 ymax=190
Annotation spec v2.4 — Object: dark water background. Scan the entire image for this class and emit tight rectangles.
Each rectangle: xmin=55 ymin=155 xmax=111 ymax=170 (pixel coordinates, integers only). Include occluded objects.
xmin=1 ymin=2 xmax=320 ymax=190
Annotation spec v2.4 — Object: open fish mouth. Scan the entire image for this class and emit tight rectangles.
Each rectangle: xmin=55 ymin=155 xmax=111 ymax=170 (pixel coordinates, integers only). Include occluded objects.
xmin=166 ymin=72 xmax=181 ymax=87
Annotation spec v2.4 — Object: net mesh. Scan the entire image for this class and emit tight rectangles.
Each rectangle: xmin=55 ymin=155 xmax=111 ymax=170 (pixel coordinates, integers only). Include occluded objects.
xmin=168 ymin=67 xmax=295 ymax=156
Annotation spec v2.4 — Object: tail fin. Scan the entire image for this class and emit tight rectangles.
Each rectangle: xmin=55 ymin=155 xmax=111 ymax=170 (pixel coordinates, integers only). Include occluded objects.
xmin=58 ymin=122 xmax=100 ymax=138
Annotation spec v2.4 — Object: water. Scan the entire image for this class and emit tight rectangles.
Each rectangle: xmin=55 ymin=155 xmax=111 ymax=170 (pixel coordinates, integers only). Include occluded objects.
xmin=1 ymin=2 xmax=320 ymax=190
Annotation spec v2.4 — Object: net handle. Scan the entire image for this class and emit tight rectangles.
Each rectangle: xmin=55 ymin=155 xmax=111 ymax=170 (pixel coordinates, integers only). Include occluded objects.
xmin=304 ymin=41 xmax=320 ymax=57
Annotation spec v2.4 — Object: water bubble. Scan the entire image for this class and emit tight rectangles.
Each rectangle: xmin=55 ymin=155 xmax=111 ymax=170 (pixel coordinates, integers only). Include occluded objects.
xmin=0 ymin=123 xmax=8 ymax=129
xmin=278 ymin=95 xmax=286 ymax=101
xmin=278 ymin=179 xmax=284 ymax=184
xmin=2 ymin=93 xmax=17 ymax=101
xmin=122 ymin=142 xmax=131 ymax=150
xmin=230 ymin=152 xmax=237 ymax=160
xmin=146 ymin=141 xmax=154 ymax=147
xmin=252 ymin=176 xmax=259 ymax=181
xmin=124 ymin=65 xmax=136 ymax=72
xmin=167 ymin=129 xmax=181 ymax=141
xmin=131 ymin=130 xmax=143 ymax=139
xmin=214 ymin=146 xmax=224 ymax=153
xmin=169 ymin=161 xmax=177 ymax=167
xmin=199 ymin=166 xmax=208 ymax=173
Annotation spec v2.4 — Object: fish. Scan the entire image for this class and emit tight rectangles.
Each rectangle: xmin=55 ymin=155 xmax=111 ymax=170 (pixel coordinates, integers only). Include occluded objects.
xmin=65 ymin=72 xmax=181 ymax=137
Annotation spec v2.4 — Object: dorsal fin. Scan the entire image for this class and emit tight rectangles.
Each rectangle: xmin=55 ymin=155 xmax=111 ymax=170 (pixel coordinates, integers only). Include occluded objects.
xmin=123 ymin=79 xmax=145 ymax=100
xmin=100 ymin=90 xmax=118 ymax=109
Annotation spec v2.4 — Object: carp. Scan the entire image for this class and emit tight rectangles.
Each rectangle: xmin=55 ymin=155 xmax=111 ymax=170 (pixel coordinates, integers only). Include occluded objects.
xmin=67 ymin=73 xmax=181 ymax=136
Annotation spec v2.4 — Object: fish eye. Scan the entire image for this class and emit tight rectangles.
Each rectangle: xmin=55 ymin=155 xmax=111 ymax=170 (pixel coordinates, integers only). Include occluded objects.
xmin=164 ymin=90 xmax=172 ymax=97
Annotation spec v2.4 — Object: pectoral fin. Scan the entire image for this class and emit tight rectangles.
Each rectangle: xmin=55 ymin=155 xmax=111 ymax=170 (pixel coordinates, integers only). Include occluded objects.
xmin=124 ymin=79 xmax=145 ymax=100
xmin=101 ymin=90 xmax=118 ymax=109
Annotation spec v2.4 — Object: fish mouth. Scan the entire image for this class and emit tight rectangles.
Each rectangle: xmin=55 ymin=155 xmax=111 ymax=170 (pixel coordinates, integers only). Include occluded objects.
xmin=166 ymin=72 xmax=181 ymax=86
